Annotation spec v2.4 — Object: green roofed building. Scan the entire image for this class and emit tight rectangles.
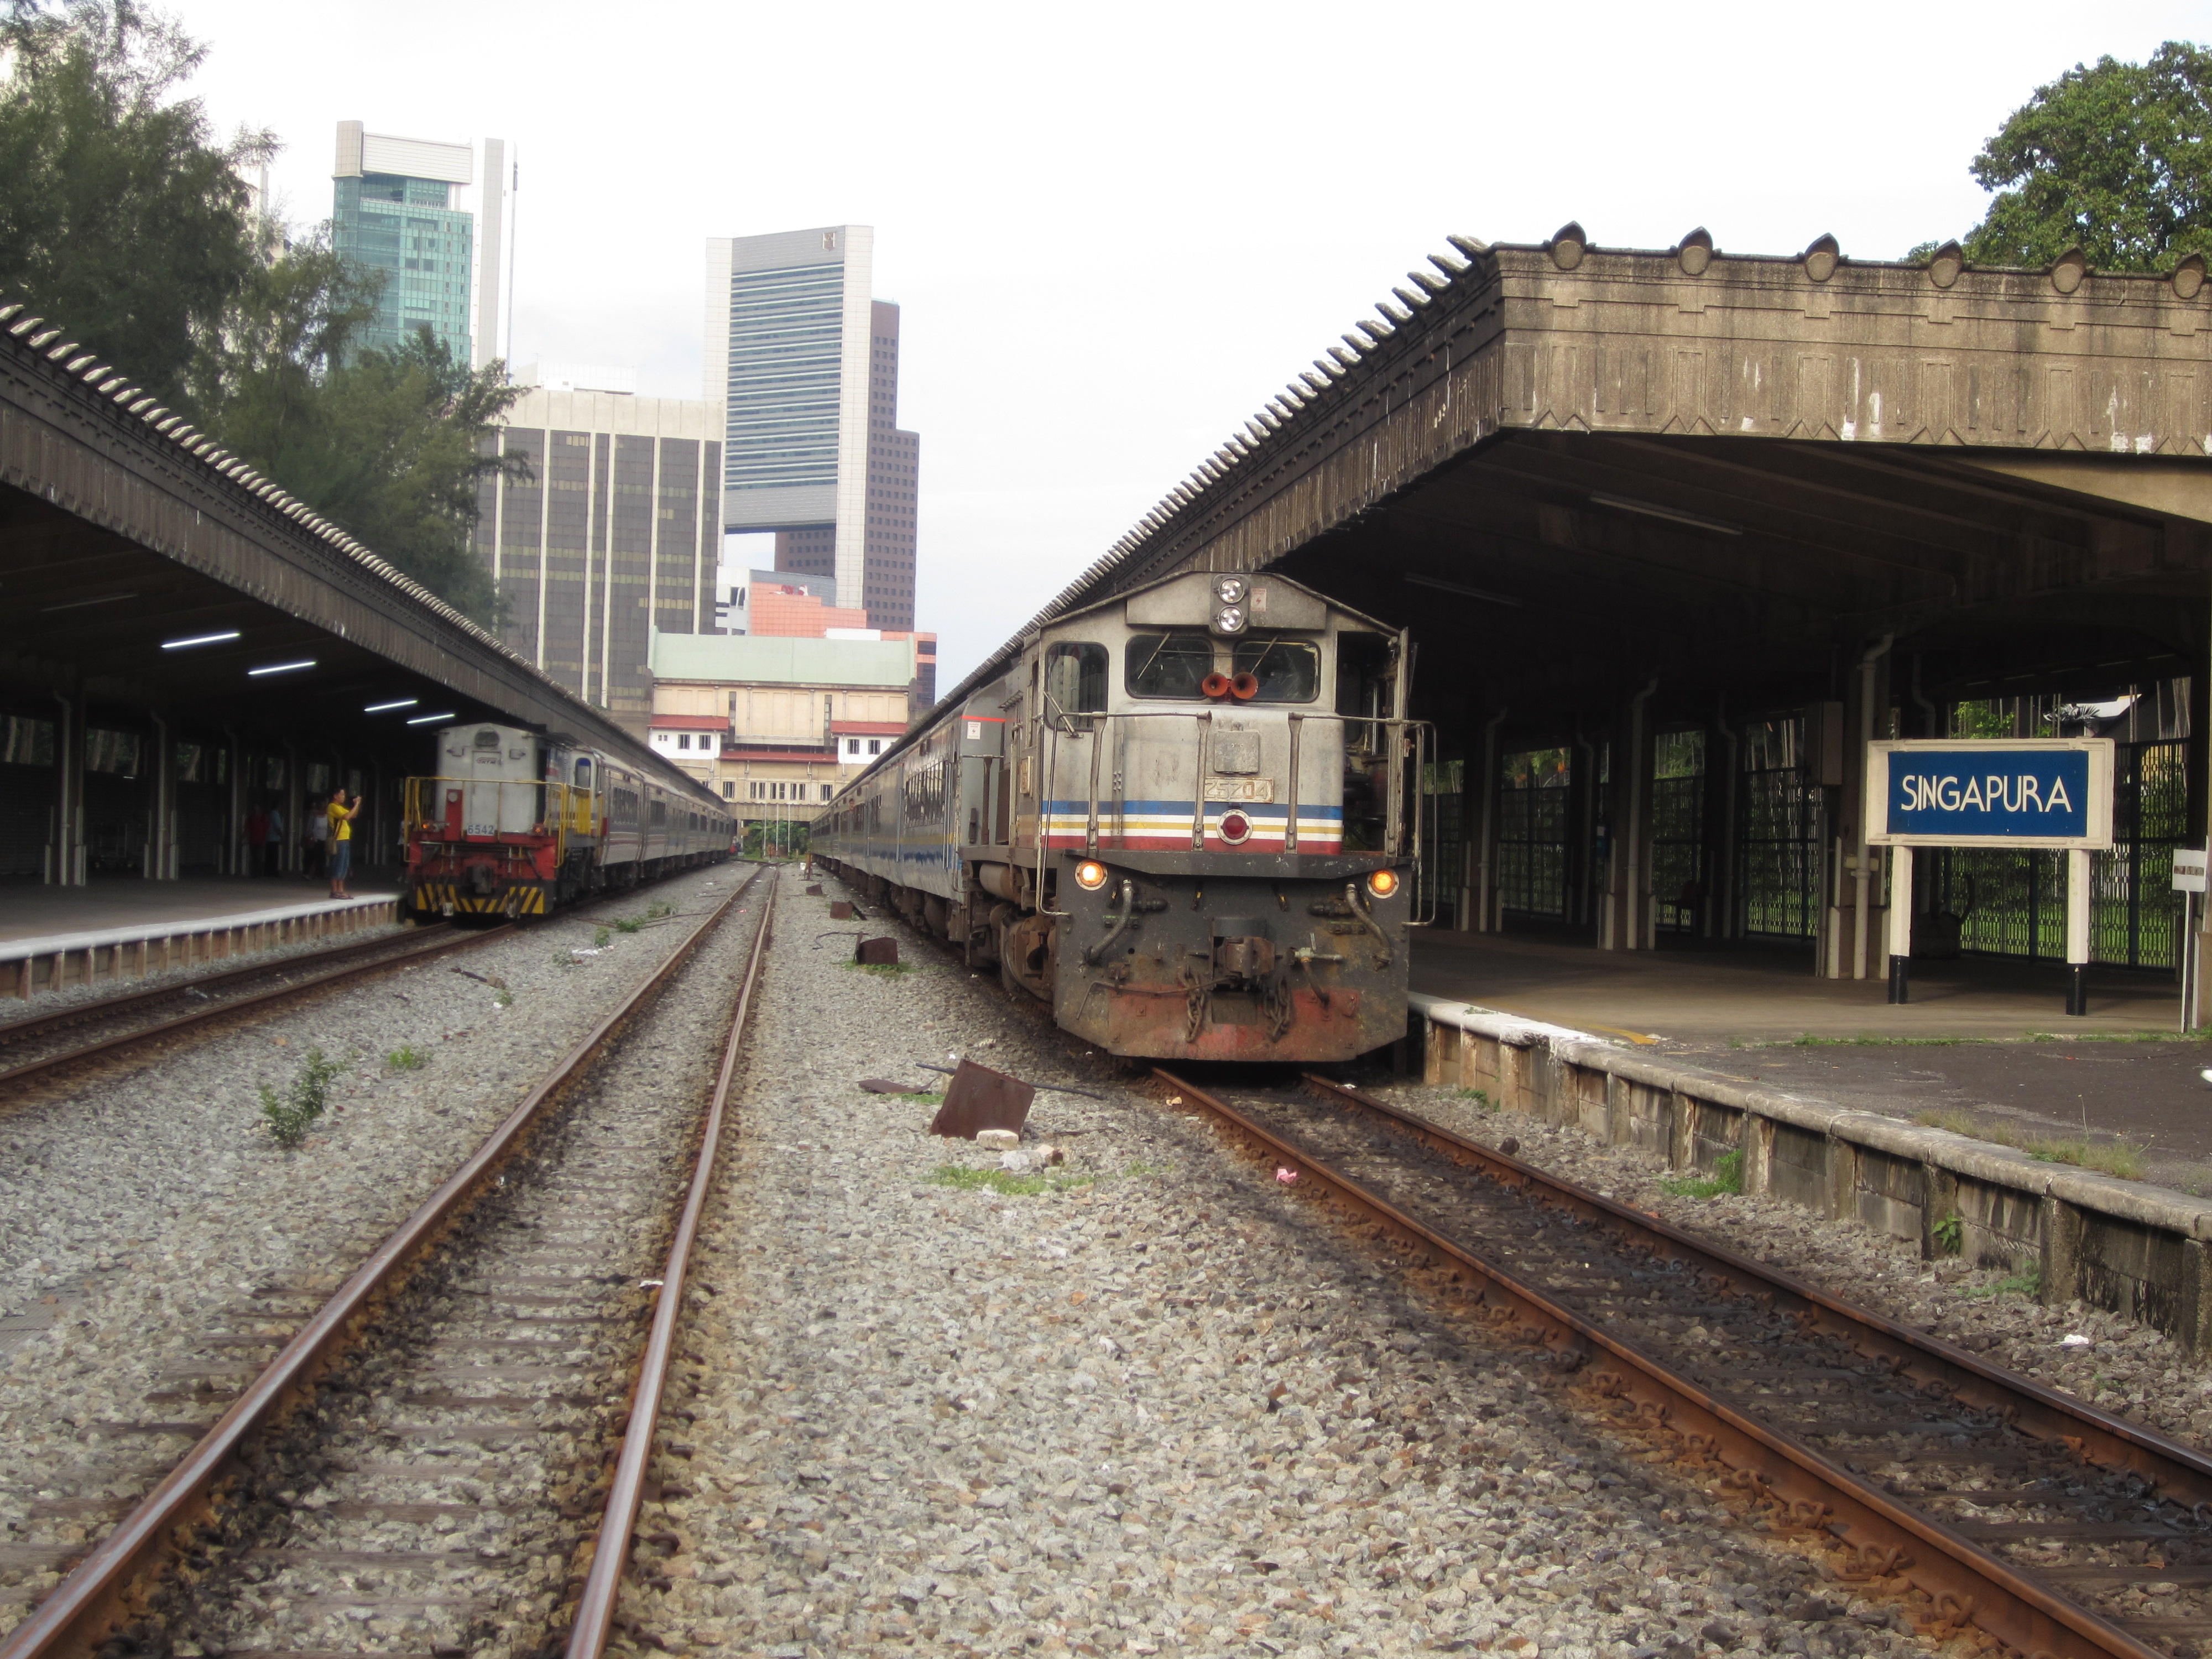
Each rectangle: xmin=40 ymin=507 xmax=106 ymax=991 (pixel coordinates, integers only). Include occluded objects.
xmin=645 ymin=629 xmax=919 ymax=813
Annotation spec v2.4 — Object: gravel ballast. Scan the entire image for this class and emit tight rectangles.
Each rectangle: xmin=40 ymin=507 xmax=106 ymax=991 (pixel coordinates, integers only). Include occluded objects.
xmin=0 ymin=864 xmax=743 ymax=1637
xmin=1377 ymin=1074 xmax=2212 ymax=1454
xmin=608 ymin=881 xmax=1939 ymax=1659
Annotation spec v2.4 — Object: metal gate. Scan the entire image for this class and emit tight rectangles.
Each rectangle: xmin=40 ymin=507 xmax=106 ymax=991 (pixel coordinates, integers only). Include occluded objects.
xmin=1417 ymin=758 xmax=1463 ymax=926
xmin=1651 ymin=731 xmax=1705 ymax=934
xmin=1499 ymin=748 xmax=1572 ymax=920
xmin=1738 ymin=718 xmax=1819 ymax=940
xmin=1930 ymin=738 xmax=2188 ymax=968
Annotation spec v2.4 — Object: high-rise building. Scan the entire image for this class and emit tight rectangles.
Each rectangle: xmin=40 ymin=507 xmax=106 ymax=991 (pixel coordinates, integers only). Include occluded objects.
xmin=704 ymin=226 xmax=920 ymax=632
xmin=472 ymin=381 xmax=724 ymax=732
xmin=332 ymin=123 xmax=509 ymax=367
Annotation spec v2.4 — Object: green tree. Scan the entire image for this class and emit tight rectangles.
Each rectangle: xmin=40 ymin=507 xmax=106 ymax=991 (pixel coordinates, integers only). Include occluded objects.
xmin=0 ymin=0 xmax=264 ymax=406
xmin=1957 ymin=41 xmax=2212 ymax=272
xmin=0 ymin=1 xmax=527 ymax=624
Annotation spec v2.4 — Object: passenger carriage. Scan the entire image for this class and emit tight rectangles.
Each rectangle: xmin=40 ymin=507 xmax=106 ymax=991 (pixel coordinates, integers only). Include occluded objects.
xmin=812 ymin=571 xmax=1432 ymax=1061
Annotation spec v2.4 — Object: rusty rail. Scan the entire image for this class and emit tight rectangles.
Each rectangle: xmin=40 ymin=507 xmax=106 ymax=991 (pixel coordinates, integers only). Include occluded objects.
xmin=1156 ymin=1066 xmax=2171 ymax=1659
xmin=0 ymin=868 xmax=764 ymax=1659
xmin=0 ymin=921 xmax=457 ymax=1050
xmin=0 ymin=922 xmax=509 ymax=1097
xmin=567 ymin=869 xmax=779 ymax=1656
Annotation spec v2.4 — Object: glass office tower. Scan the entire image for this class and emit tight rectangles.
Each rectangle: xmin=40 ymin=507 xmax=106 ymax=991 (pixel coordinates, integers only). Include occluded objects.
xmin=332 ymin=123 xmax=488 ymax=364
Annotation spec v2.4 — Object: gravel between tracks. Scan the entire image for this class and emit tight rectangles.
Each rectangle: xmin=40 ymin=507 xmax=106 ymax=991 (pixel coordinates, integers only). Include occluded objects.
xmin=610 ymin=884 xmax=1938 ymax=1659
xmin=1373 ymin=1077 xmax=2212 ymax=1454
xmin=0 ymin=863 xmax=742 ymax=1637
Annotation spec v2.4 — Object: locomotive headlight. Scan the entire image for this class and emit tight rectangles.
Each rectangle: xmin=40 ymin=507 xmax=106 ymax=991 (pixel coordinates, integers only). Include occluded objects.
xmin=1368 ymin=868 xmax=1400 ymax=899
xmin=1212 ymin=604 xmax=1246 ymax=634
xmin=1214 ymin=574 xmax=1249 ymax=606
xmin=1075 ymin=859 xmax=1109 ymax=890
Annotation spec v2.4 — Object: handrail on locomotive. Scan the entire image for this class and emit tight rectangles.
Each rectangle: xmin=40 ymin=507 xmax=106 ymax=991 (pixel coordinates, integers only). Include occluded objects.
xmin=1033 ymin=705 xmax=1439 ymax=928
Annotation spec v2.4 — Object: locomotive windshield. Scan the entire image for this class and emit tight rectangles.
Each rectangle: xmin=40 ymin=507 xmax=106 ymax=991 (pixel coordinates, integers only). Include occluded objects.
xmin=1045 ymin=642 xmax=1108 ymax=727
xmin=1125 ymin=632 xmax=1213 ymax=698
xmin=1229 ymin=635 xmax=1319 ymax=702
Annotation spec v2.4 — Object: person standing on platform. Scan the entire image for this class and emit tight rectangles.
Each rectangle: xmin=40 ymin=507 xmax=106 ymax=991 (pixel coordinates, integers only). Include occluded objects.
xmin=327 ymin=789 xmax=359 ymax=900
xmin=303 ymin=798 xmax=326 ymax=879
xmin=243 ymin=802 xmax=269 ymax=877
xmin=266 ymin=804 xmax=285 ymax=877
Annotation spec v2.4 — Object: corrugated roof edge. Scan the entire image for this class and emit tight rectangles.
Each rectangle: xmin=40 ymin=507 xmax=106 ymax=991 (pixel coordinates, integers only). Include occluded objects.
xmin=859 ymin=227 xmax=2211 ymax=797
xmin=0 ymin=301 xmax=722 ymax=807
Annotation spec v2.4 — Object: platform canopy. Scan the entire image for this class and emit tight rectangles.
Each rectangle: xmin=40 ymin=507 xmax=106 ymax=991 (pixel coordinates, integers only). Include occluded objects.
xmin=1021 ymin=225 xmax=2212 ymax=719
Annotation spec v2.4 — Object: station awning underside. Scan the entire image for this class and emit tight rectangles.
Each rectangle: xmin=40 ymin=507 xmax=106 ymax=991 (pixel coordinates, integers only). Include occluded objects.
xmin=0 ymin=304 xmax=712 ymax=799
xmin=995 ymin=228 xmax=2212 ymax=741
xmin=1278 ymin=430 xmax=2212 ymax=725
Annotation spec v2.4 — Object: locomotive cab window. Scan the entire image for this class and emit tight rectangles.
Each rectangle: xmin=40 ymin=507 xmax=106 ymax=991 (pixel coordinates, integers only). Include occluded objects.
xmin=1125 ymin=631 xmax=1214 ymax=700
xmin=1045 ymin=642 xmax=1107 ymax=729
xmin=573 ymin=758 xmax=593 ymax=790
xmin=1231 ymin=635 xmax=1319 ymax=702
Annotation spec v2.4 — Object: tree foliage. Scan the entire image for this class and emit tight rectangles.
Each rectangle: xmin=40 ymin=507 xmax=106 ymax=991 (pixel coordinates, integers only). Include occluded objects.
xmin=1958 ymin=41 xmax=2212 ymax=272
xmin=0 ymin=0 xmax=263 ymax=406
xmin=0 ymin=1 xmax=525 ymax=624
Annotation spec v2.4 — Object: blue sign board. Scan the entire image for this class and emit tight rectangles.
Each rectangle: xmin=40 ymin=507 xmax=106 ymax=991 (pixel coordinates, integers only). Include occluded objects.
xmin=1865 ymin=740 xmax=2113 ymax=849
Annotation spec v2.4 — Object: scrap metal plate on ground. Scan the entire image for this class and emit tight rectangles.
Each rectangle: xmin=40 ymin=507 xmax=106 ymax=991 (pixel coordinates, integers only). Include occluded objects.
xmin=830 ymin=901 xmax=854 ymax=920
xmin=855 ymin=936 xmax=899 ymax=966
xmin=928 ymin=1059 xmax=1036 ymax=1140
xmin=805 ymin=884 xmax=823 ymax=896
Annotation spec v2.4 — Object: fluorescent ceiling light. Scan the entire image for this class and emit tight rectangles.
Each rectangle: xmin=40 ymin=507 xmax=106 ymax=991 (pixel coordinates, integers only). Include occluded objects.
xmin=364 ymin=697 xmax=420 ymax=713
xmin=45 ymin=592 xmax=139 ymax=613
xmin=1404 ymin=572 xmax=1524 ymax=607
xmin=161 ymin=629 xmax=242 ymax=649
xmin=247 ymin=659 xmax=316 ymax=676
xmin=406 ymin=711 xmax=457 ymax=725
xmin=1588 ymin=492 xmax=1743 ymax=536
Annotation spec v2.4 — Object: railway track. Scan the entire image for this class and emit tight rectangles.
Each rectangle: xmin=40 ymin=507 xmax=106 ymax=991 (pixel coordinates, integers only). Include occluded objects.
xmin=1157 ymin=1067 xmax=2212 ymax=1659
xmin=0 ymin=867 xmax=778 ymax=1659
xmin=0 ymin=922 xmax=512 ymax=1095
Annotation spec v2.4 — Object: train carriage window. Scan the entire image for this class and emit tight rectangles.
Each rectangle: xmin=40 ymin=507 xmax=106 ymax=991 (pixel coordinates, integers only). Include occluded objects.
xmin=1231 ymin=636 xmax=1321 ymax=703
xmin=574 ymin=758 xmax=593 ymax=790
xmin=1125 ymin=631 xmax=1214 ymax=700
xmin=1044 ymin=642 xmax=1108 ymax=729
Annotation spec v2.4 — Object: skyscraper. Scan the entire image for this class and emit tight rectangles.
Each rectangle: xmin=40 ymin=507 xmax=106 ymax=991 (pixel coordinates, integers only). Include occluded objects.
xmin=473 ymin=378 xmax=725 ymax=733
xmin=704 ymin=226 xmax=920 ymax=632
xmin=332 ymin=123 xmax=509 ymax=366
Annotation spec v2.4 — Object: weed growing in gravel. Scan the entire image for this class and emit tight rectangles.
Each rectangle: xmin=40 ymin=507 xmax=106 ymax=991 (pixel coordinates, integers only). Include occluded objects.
xmin=1932 ymin=1213 xmax=1963 ymax=1255
xmin=931 ymin=1165 xmax=1092 ymax=1197
xmin=594 ymin=926 xmax=611 ymax=948
xmin=384 ymin=1045 xmax=427 ymax=1072
xmin=614 ymin=915 xmax=645 ymax=935
xmin=646 ymin=900 xmax=673 ymax=920
xmin=1960 ymin=1262 xmax=2042 ymax=1300
xmin=841 ymin=959 xmax=914 ymax=977
xmin=1785 ymin=1033 xmax=1978 ymax=1048
xmin=1457 ymin=1087 xmax=1495 ymax=1110
xmin=893 ymin=1090 xmax=943 ymax=1104
xmin=1912 ymin=1109 xmax=2148 ymax=1180
xmin=1658 ymin=1149 xmax=1743 ymax=1199
xmin=493 ymin=985 xmax=514 ymax=1009
xmin=1122 ymin=1160 xmax=1166 ymax=1178
xmin=260 ymin=1049 xmax=344 ymax=1149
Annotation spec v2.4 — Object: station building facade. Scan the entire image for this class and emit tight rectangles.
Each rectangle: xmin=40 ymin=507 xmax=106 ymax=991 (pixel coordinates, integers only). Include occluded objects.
xmin=645 ymin=632 xmax=921 ymax=818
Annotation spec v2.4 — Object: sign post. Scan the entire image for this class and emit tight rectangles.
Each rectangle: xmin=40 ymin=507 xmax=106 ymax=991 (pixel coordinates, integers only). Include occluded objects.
xmin=2174 ymin=847 xmax=2206 ymax=1032
xmin=1864 ymin=739 xmax=2114 ymax=1013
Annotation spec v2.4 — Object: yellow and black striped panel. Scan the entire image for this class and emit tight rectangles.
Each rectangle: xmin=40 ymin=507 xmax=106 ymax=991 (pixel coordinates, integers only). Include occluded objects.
xmin=410 ymin=883 xmax=548 ymax=916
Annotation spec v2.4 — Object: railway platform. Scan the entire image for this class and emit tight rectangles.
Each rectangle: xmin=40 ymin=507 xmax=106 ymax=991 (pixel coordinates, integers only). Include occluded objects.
xmin=0 ymin=874 xmax=404 ymax=999
xmin=1411 ymin=926 xmax=2212 ymax=1187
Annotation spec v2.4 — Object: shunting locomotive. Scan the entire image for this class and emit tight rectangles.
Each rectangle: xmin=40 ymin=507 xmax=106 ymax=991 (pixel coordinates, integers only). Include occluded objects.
xmin=403 ymin=723 xmax=732 ymax=917
xmin=811 ymin=570 xmax=1431 ymax=1061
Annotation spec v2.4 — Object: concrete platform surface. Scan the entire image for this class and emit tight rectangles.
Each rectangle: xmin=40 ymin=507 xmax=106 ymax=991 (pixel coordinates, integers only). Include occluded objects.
xmin=0 ymin=874 xmax=400 ymax=947
xmin=1410 ymin=926 xmax=2180 ymax=1044
xmin=1412 ymin=926 xmax=2212 ymax=1192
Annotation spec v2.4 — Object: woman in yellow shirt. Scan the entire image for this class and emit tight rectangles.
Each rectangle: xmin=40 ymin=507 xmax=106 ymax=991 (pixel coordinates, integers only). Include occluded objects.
xmin=327 ymin=789 xmax=360 ymax=899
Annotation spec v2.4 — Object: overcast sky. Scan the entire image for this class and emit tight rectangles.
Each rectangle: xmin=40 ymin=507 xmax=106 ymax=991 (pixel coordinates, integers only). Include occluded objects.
xmin=174 ymin=0 xmax=2207 ymax=688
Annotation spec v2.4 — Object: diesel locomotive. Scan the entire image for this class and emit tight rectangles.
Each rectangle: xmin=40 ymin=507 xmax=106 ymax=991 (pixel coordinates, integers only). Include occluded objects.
xmin=403 ymin=723 xmax=733 ymax=918
xmin=811 ymin=570 xmax=1433 ymax=1061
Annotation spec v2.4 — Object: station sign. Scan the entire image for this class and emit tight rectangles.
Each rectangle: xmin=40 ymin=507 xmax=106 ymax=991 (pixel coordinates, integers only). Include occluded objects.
xmin=1863 ymin=739 xmax=2113 ymax=850
xmin=2176 ymin=846 xmax=2208 ymax=894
